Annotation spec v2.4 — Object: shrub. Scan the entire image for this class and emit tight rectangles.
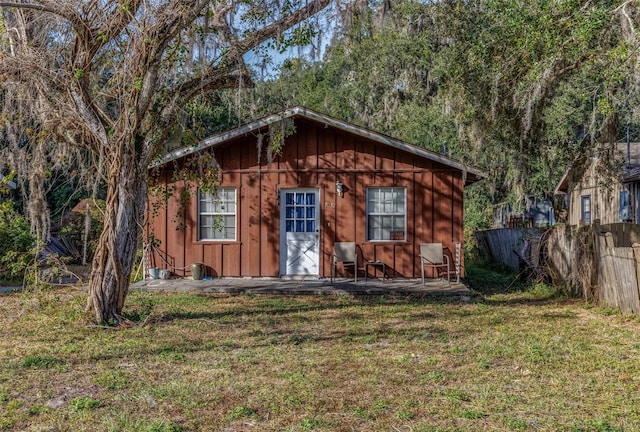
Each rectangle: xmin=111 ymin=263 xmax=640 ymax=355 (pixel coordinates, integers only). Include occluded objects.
xmin=57 ymin=198 xmax=105 ymax=263
xmin=0 ymin=201 xmax=33 ymax=281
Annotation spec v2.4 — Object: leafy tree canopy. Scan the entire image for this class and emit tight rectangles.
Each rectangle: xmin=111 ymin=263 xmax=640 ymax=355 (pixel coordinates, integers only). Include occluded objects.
xmin=232 ymin=0 xmax=640 ymax=228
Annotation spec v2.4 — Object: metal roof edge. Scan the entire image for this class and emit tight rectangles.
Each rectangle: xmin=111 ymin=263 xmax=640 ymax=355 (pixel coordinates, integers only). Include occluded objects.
xmin=152 ymin=106 xmax=486 ymax=182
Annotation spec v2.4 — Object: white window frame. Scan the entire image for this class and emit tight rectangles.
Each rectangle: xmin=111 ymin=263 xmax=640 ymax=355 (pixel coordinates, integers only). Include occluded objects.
xmin=580 ymin=194 xmax=591 ymax=225
xmin=198 ymin=187 xmax=237 ymax=241
xmin=620 ymin=189 xmax=632 ymax=222
xmin=366 ymin=187 xmax=407 ymax=242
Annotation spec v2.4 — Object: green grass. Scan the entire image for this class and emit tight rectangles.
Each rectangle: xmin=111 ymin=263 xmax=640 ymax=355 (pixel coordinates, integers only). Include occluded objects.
xmin=21 ymin=354 xmax=64 ymax=369
xmin=0 ymin=286 xmax=639 ymax=431
xmin=465 ymin=259 xmax=531 ymax=294
xmin=69 ymin=396 xmax=102 ymax=411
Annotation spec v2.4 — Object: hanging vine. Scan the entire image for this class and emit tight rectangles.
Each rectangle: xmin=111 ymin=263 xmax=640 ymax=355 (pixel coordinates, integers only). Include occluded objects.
xmin=148 ymin=150 xmax=220 ymax=233
xmin=255 ymin=118 xmax=296 ymax=167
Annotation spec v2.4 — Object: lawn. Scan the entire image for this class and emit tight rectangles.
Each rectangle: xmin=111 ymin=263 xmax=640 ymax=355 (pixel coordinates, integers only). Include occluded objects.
xmin=1 ymin=283 xmax=639 ymax=431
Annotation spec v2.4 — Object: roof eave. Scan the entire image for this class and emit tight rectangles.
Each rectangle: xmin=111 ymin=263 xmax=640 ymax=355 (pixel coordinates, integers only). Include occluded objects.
xmin=553 ymin=166 xmax=571 ymax=195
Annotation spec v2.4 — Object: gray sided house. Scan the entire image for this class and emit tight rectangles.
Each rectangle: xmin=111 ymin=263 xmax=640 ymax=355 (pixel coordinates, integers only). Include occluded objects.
xmin=492 ymin=196 xmax=555 ymax=229
xmin=555 ymin=142 xmax=640 ymax=225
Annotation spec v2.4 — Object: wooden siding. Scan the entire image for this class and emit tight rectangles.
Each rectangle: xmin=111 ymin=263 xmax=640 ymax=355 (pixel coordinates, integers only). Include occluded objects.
xmin=596 ymin=234 xmax=640 ymax=315
xmin=599 ymin=223 xmax=640 ymax=247
xmin=148 ymin=118 xmax=466 ymax=278
xmin=476 ymin=228 xmax=542 ymax=272
xmin=566 ymin=159 xmax=623 ymax=226
xmin=546 ymin=225 xmax=640 ymax=315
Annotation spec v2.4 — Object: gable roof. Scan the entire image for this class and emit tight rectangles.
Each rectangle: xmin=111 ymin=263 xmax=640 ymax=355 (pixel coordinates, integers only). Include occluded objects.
xmin=154 ymin=106 xmax=485 ymax=185
xmin=555 ymin=142 xmax=640 ymax=194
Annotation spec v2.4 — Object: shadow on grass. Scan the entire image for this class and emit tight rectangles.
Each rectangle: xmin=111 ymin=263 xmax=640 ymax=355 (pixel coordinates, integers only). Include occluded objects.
xmin=476 ymin=280 xmax=580 ymax=308
xmin=87 ymin=315 xmax=450 ymax=362
xmin=464 ymin=259 xmax=580 ymax=308
xmin=481 ymin=295 xmax=576 ymax=307
xmin=90 ymin=296 xmax=474 ymax=362
xmin=125 ymin=294 xmax=455 ymax=324
xmin=82 ymin=289 xmax=584 ymax=365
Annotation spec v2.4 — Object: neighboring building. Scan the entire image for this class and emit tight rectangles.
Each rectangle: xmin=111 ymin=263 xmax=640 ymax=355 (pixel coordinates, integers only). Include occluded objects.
xmin=492 ymin=195 xmax=555 ymax=229
xmin=147 ymin=106 xmax=484 ymax=279
xmin=555 ymin=142 xmax=640 ymax=225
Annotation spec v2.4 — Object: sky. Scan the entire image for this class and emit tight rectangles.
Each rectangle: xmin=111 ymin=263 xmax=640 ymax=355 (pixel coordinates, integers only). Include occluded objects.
xmin=243 ymin=3 xmax=341 ymax=80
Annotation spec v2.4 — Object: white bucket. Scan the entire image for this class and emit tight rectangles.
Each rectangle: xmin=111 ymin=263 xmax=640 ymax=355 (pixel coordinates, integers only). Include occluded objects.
xmin=159 ymin=269 xmax=171 ymax=279
xmin=148 ymin=267 xmax=160 ymax=279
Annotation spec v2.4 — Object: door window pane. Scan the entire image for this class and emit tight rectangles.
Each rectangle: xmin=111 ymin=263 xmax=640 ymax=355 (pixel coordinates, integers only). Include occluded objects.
xmin=284 ymin=190 xmax=319 ymax=233
xmin=286 ymin=193 xmax=294 ymax=205
xmin=305 ymin=193 xmax=315 ymax=205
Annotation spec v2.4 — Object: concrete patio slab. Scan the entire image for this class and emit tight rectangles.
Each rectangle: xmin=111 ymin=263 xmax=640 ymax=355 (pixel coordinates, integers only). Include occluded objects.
xmin=131 ymin=277 xmax=470 ymax=297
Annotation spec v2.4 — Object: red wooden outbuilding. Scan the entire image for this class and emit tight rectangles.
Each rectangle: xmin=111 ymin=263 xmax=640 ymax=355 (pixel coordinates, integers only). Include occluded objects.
xmin=147 ymin=106 xmax=484 ymax=279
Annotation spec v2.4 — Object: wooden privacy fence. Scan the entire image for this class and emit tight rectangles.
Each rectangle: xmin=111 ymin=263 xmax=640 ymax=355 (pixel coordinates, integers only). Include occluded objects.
xmin=599 ymin=223 xmax=640 ymax=247
xmin=544 ymin=225 xmax=595 ymax=300
xmin=595 ymin=233 xmax=640 ymax=315
xmin=475 ymin=228 xmax=543 ymax=272
xmin=545 ymin=224 xmax=640 ymax=315
xmin=479 ymin=223 xmax=640 ymax=315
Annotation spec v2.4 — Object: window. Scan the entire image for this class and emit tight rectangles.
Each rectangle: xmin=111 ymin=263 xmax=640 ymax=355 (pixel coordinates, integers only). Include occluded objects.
xmin=580 ymin=195 xmax=591 ymax=225
xmin=198 ymin=188 xmax=236 ymax=240
xmin=620 ymin=190 xmax=632 ymax=222
xmin=366 ymin=187 xmax=406 ymax=241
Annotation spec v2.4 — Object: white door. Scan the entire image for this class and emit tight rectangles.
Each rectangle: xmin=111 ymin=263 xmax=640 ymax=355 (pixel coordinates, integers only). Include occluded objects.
xmin=280 ymin=188 xmax=320 ymax=276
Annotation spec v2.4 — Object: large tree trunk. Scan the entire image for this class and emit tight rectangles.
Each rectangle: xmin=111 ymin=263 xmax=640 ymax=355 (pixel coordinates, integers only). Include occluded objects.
xmin=86 ymin=151 xmax=147 ymax=324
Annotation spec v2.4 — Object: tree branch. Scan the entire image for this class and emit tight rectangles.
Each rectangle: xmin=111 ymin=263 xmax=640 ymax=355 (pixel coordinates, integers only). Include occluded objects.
xmin=174 ymin=0 xmax=332 ymax=103
xmin=233 ymin=0 xmax=332 ymax=57
xmin=0 ymin=1 xmax=85 ymax=28
xmin=86 ymin=0 xmax=144 ymax=58
xmin=132 ymin=0 xmax=211 ymax=116
xmin=0 ymin=2 xmax=56 ymax=14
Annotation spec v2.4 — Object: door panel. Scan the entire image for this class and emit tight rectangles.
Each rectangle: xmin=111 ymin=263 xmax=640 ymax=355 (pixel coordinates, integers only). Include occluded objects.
xmin=280 ymin=189 xmax=320 ymax=276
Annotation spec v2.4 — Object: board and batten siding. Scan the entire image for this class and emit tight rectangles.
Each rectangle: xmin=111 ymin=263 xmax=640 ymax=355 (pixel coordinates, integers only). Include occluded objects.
xmin=568 ymin=160 xmax=622 ymax=225
xmin=567 ymin=161 xmax=623 ymax=226
xmin=148 ymin=118 xmax=465 ymax=278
